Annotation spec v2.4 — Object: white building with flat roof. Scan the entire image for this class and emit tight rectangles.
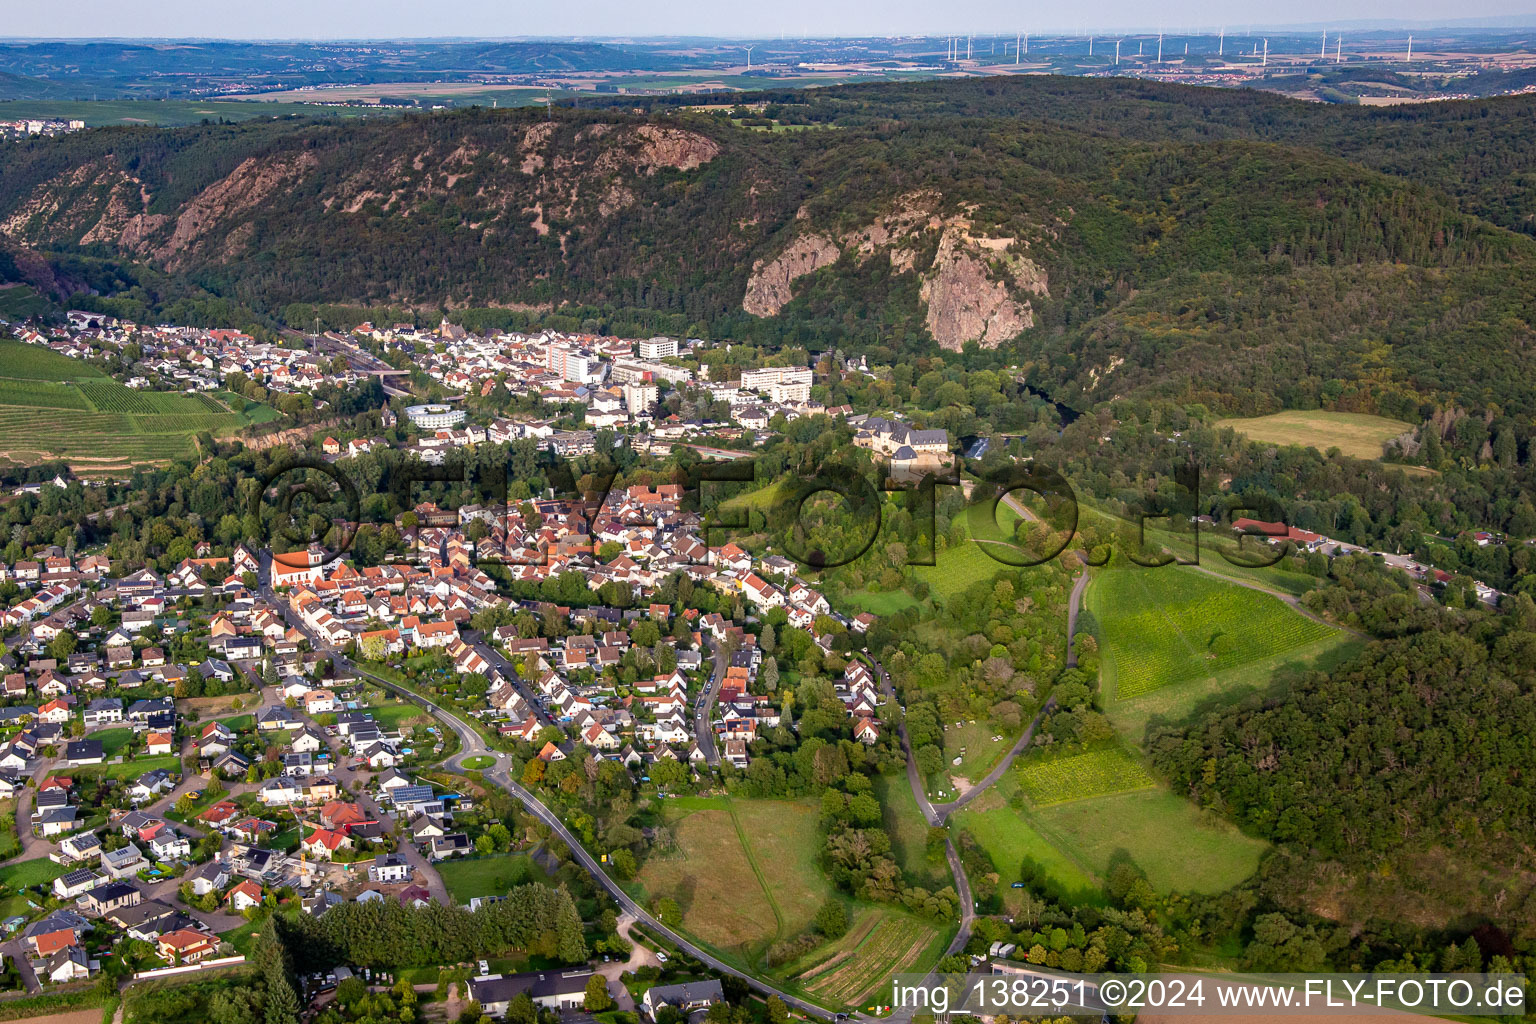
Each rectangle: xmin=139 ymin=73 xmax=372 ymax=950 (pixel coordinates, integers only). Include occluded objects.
xmin=405 ymin=404 xmax=466 ymax=429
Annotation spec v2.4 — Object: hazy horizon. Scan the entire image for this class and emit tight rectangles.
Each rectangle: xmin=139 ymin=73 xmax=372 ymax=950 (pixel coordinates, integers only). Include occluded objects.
xmin=4 ymin=1 xmax=1536 ymax=42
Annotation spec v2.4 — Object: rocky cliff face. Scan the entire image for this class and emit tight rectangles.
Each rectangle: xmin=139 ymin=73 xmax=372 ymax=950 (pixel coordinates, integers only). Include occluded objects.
xmin=0 ymin=117 xmax=725 ymax=276
xmin=743 ymin=233 xmax=839 ymax=316
xmin=921 ymin=224 xmax=1048 ymax=350
xmin=742 ymin=191 xmax=1050 ymax=350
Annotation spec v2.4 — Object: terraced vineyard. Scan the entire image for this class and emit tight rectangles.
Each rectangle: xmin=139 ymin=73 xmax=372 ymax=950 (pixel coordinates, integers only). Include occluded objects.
xmin=1091 ymin=566 xmax=1338 ymax=699
xmin=1016 ymin=746 xmax=1156 ymax=806
xmin=0 ymin=340 xmax=106 ymax=380
xmin=0 ymin=341 xmax=271 ymax=472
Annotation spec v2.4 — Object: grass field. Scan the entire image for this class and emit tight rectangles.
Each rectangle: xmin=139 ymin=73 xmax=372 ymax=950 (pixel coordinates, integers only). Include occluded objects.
xmin=1089 ymin=565 xmax=1338 ymax=700
xmin=790 ymin=909 xmax=943 ymax=1008
xmin=910 ymin=500 xmax=1026 ymax=605
xmin=1015 ymin=746 xmax=1156 ymax=806
xmin=954 ymin=793 xmax=1103 ymax=907
xmin=940 ymin=719 xmax=1013 ymax=787
xmin=436 ymin=852 xmax=546 ymax=904
xmin=633 ymin=796 xmax=831 ymax=960
xmin=461 ymin=755 xmax=495 ymax=770
xmin=92 ymin=727 xmax=135 ymax=757
xmin=1216 ymin=410 xmax=1412 ymax=461
xmin=1030 ymin=788 xmax=1268 ymax=895
xmin=0 ymin=341 xmax=273 ymax=471
xmin=873 ymin=774 xmax=941 ymax=886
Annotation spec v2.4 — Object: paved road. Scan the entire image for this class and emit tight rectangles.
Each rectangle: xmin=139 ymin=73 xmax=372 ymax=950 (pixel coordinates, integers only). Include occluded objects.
xmin=693 ymin=638 xmax=726 ymax=765
xmin=460 ymin=629 xmax=557 ymax=730
xmin=324 ymin=650 xmax=837 ymax=1020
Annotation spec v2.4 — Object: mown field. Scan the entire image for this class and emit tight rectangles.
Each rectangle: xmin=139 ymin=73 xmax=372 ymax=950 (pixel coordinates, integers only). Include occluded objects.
xmin=0 ymin=341 xmax=272 ymax=472
xmin=632 ymin=796 xmax=831 ymax=957
xmin=873 ymin=774 xmax=941 ymax=886
xmin=1030 ymin=788 xmax=1268 ymax=895
xmin=0 ymin=98 xmax=384 ymax=126
xmin=1215 ymin=410 xmax=1412 ymax=461
xmin=1088 ymin=565 xmax=1339 ymax=700
xmin=959 ymin=769 xmax=1267 ymax=898
xmin=436 ymin=851 xmax=546 ymax=904
xmin=953 ymin=792 xmax=1103 ymax=907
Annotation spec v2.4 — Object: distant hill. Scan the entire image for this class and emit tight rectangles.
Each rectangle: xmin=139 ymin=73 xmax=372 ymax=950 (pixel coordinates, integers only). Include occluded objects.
xmin=1 ymin=76 xmax=1534 ymax=421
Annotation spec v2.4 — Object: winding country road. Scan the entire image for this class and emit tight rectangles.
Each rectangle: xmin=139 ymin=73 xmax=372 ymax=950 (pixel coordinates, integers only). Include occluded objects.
xmin=256 ymin=540 xmax=1093 ymax=1020
xmin=333 ymin=654 xmax=839 ymax=1020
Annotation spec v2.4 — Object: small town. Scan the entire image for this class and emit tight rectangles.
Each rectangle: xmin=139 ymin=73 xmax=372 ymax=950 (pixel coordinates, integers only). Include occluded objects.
xmin=3 ymin=17 xmax=1536 ymax=1023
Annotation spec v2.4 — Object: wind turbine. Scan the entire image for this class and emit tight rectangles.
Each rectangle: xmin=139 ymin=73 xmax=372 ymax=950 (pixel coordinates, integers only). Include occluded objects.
xmin=1015 ymin=32 xmax=1021 ymax=65
xmin=1336 ymin=36 xmax=1343 ymax=63
xmin=1320 ymin=29 xmax=1327 ymax=61
xmin=1219 ymin=27 xmax=1224 ymax=56
xmin=745 ymin=46 xmax=754 ymax=71
xmin=1157 ymin=32 xmax=1163 ymax=63
xmin=1262 ymin=38 xmax=1268 ymax=66
xmin=1406 ymin=34 xmax=1413 ymax=62
xmin=1115 ymin=37 xmax=1121 ymax=64
xmin=1089 ymin=36 xmax=1094 ymax=56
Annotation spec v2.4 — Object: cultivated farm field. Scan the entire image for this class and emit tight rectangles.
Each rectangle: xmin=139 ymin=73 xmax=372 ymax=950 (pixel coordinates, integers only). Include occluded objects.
xmin=792 ymin=909 xmax=942 ymax=1007
xmin=633 ymin=797 xmax=831 ymax=959
xmin=1090 ymin=565 xmax=1337 ymax=699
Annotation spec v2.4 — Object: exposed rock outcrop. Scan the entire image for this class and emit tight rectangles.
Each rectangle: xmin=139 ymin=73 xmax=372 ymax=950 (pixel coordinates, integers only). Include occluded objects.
xmin=743 ymin=233 xmax=839 ymax=316
xmin=157 ymin=152 xmax=319 ymax=268
xmin=921 ymin=225 xmax=1049 ymax=350
xmin=743 ymin=191 xmax=1049 ymax=349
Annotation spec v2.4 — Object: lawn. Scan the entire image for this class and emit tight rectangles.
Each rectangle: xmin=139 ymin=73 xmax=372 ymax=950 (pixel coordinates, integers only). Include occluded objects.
xmin=92 ymin=726 xmax=135 ymax=757
xmin=1216 ymin=410 xmax=1412 ymax=461
xmin=461 ymin=755 xmax=496 ymax=770
xmin=1088 ymin=565 xmax=1338 ymax=700
xmin=632 ymin=796 xmax=831 ymax=960
xmin=366 ymin=701 xmax=429 ymax=730
xmin=0 ymin=857 xmax=66 ymax=888
xmin=1014 ymin=746 xmax=1156 ymax=806
xmin=79 ymin=755 xmax=182 ymax=781
xmin=1029 ymin=787 xmax=1268 ymax=895
xmin=789 ymin=908 xmax=944 ymax=1009
xmin=436 ymin=851 xmax=546 ymax=904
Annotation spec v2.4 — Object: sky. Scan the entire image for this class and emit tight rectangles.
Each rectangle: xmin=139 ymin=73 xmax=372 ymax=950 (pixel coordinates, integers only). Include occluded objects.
xmin=4 ymin=0 xmax=1534 ymax=40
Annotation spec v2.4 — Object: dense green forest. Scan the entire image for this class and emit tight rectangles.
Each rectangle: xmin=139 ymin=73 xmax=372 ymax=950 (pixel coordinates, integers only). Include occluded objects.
xmin=3 ymin=76 xmax=1536 ymax=423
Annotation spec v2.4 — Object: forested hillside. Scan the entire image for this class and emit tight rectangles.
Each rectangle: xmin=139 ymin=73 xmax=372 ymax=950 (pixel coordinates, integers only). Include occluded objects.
xmin=2 ymin=76 xmax=1535 ymax=420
